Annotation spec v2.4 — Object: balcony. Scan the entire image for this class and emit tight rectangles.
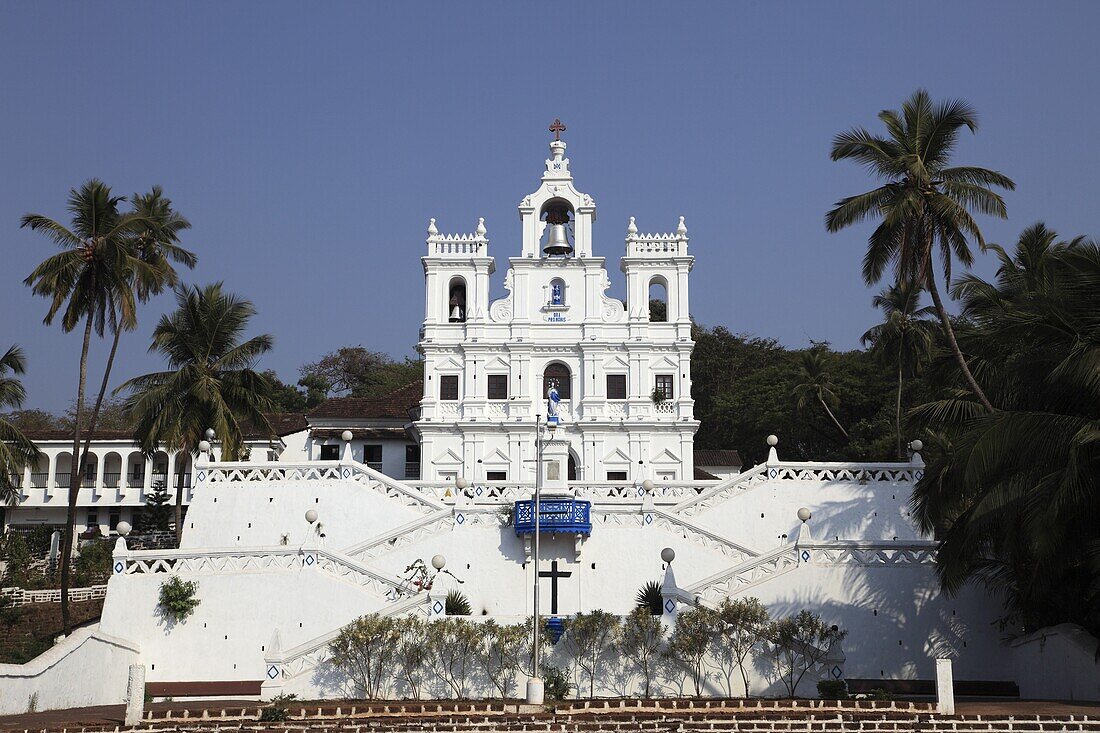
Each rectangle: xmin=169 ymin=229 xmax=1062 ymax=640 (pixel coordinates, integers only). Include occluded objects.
xmin=174 ymin=473 xmax=192 ymax=489
xmin=404 ymin=462 xmax=420 ymax=479
xmin=514 ymin=498 xmax=592 ymax=537
xmin=30 ymin=473 xmax=48 ymax=489
xmin=103 ymin=472 xmax=121 ymax=489
xmin=54 ymin=474 xmax=71 ymax=489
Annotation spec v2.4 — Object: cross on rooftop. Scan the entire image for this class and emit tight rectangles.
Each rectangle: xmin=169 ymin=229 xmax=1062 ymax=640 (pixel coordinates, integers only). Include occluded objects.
xmin=549 ymin=118 xmax=566 ymax=141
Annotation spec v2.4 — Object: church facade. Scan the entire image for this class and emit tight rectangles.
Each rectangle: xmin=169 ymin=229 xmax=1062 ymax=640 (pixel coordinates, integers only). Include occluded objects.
xmin=415 ymin=135 xmax=698 ymax=485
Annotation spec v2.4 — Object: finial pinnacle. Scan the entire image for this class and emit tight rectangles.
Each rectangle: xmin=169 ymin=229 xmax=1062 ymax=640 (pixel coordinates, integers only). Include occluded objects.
xmin=549 ymin=118 xmax=566 ymax=142
xmin=627 ymin=216 xmax=638 ymax=235
xmin=476 ymin=217 xmax=487 ymax=237
xmin=428 ymin=218 xmax=438 ymax=236
xmin=677 ymin=216 xmax=687 ymax=236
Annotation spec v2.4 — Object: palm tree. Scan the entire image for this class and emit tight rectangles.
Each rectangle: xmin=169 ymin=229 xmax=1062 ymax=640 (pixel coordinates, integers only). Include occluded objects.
xmin=74 ymin=187 xmax=195 ymax=529
xmin=826 ymin=89 xmax=1015 ymax=412
xmin=792 ymin=348 xmax=849 ymax=441
xmin=118 ymin=283 xmax=275 ymax=541
xmin=861 ymin=280 xmax=936 ymax=458
xmin=22 ymin=179 xmax=149 ymax=632
xmin=910 ymin=225 xmax=1100 ymax=636
xmin=0 ymin=346 xmax=41 ymax=506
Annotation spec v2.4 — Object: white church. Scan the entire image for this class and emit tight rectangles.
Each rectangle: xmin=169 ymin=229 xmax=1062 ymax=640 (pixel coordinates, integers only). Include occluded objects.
xmin=1 ymin=128 xmax=1095 ymax=712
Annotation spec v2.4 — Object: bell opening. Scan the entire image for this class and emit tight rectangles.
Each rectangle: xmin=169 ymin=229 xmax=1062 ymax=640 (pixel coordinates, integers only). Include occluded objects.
xmin=541 ymin=199 xmax=574 ymax=257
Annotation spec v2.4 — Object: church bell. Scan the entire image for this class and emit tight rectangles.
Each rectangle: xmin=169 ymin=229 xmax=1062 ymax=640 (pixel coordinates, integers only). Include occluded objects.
xmin=542 ymin=202 xmax=574 ymax=256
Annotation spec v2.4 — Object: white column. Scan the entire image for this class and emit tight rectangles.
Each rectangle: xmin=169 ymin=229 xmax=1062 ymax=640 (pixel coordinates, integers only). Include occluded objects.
xmin=936 ymin=658 xmax=955 ymax=715
xmin=125 ymin=664 xmax=146 ymax=725
xmin=94 ymin=451 xmax=106 ymax=495
xmin=142 ymin=456 xmax=153 ymax=497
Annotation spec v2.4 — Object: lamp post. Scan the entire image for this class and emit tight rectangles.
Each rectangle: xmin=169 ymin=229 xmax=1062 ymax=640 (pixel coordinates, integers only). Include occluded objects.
xmin=527 ymin=413 xmax=554 ymax=705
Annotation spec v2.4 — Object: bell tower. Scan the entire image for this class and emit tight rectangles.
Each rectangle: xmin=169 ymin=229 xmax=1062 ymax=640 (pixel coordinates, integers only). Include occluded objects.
xmin=518 ymin=120 xmax=596 ymax=259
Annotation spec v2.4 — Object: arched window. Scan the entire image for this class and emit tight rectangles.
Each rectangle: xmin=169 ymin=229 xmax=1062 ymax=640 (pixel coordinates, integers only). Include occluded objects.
xmin=648 ymin=277 xmax=668 ymax=322
xmin=549 ymin=278 xmax=566 ymax=306
xmin=543 ymin=362 xmax=572 ymax=400
xmin=447 ymin=277 xmax=467 ymax=323
xmin=568 ymin=452 xmax=578 ymax=481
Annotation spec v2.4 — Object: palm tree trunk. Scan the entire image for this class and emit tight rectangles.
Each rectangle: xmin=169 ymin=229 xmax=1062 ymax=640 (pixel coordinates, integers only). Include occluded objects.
xmin=924 ymin=268 xmax=994 ymax=412
xmin=60 ymin=313 xmax=94 ymax=634
xmin=174 ymin=481 xmax=183 ymax=545
xmin=896 ymin=360 xmax=904 ymax=460
xmin=818 ymin=397 xmax=849 ymax=440
xmin=75 ymin=323 xmax=123 ymax=531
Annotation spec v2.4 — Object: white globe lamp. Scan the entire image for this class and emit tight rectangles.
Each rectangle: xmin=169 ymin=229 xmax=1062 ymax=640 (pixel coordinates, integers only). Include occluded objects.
xmin=767 ymin=434 xmax=779 ymax=447
xmin=641 ymin=479 xmax=654 ymax=493
xmin=341 ymin=430 xmax=353 ymax=442
xmin=797 ymin=507 xmax=812 ymax=523
xmin=431 ymin=554 xmax=446 ymax=570
xmin=116 ymin=521 xmax=132 ymax=537
xmin=197 ymin=440 xmax=211 ymax=454
xmin=305 ymin=509 xmax=318 ymax=524
xmin=661 ymin=547 xmax=675 ymax=564
xmin=910 ymin=439 xmax=923 ymax=452
xmin=205 ymin=428 xmax=216 ymax=441
xmin=455 ymin=477 xmax=468 ymax=490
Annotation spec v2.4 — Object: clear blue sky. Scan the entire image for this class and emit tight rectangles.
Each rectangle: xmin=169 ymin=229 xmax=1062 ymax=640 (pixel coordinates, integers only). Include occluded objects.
xmin=2 ymin=2 xmax=1097 ymax=413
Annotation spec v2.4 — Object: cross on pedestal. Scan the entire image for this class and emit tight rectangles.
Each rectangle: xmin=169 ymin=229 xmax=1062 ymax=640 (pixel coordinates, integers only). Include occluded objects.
xmin=538 ymin=560 xmax=572 ymax=615
xmin=549 ymin=118 xmax=566 ymax=142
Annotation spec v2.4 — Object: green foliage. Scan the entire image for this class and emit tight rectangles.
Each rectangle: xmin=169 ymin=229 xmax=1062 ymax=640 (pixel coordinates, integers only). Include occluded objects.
xmin=445 ymin=589 xmax=472 ymax=616
xmin=666 ymin=606 xmax=718 ymax=696
xmin=540 ymin=663 xmax=572 ymax=701
xmin=259 ymin=693 xmax=297 ymax=721
xmin=299 ymin=346 xmax=421 ymax=400
xmin=765 ymin=610 xmax=847 ymax=697
xmin=817 ymin=679 xmax=848 ymax=699
xmin=912 ymin=224 xmax=1100 ymax=637
xmin=24 ymin=525 xmax=53 ymax=556
xmin=139 ymin=482 xmax=173 ymax=533
xmin=619 ymin=606 xmax=665 ymax=697
xmin=264 ymin=370 xmax=328 ymax=413
xmin=72 ymin=540 xmax=112 ymax=586
xmin=712 ymin=597 xmax=770 ymax=697
xmin=157 ymin=575 xmax=200 ymax=623
xmin=1 ymin=533 xmax=33 ymax=587
xmin=329 ymin=614 xmax=401 ymax=699
xmin=648 ymin=298 xmax=667 ymax=323
xmin=393 ymin=616 xmax=428 ymax=699
xmin=635 ymin=580 xmax=663 ymax=616
xmin=561 ymin=609 xmax=621 ymax=699
xmin=0 ymin=345 xmax=41 ymax=507
xmin=425 ymin=616 xmax=485 ymax=698
xmin=480 ymin=619 xmax=528 ymax=698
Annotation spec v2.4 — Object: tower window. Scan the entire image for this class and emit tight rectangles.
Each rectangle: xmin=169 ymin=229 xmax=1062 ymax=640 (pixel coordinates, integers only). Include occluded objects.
xmin=655 ymin=374 xmax=674 ymax=400
xmin=487 ymin=374 xmax=509 ymax=400
xmin=448 ymin=277 xmax=467 ymax=323
xmin=440 ymin=375 xmax=459 ymax=401
xmin=606 ymin=374 xmax=627 ymax=400
xmin=648 ymin=277 xmax=668 ymax=322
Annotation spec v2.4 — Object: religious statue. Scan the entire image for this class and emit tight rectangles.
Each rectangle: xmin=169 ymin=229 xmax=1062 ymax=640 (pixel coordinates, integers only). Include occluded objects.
xmin=547 ymin=380 xmax=561 ymax=427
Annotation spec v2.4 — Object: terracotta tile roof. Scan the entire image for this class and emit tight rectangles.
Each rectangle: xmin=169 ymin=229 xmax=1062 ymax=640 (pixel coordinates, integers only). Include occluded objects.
xmin=310 ymin=428 xmax=409 ymax=440
xmin=308 ymin=380 xmax=423 ymax=421
xmin=694 ymin=466 xmax=720 ymax=480
xmin=244 ymin=413 xmax=308 ymax=440
xmin=693 ymin=449 xmax=743 ymax=468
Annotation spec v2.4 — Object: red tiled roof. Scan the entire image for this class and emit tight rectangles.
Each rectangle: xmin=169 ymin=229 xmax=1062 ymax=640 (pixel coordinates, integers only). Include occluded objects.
xmin=693 ymin=449 xmax=743 ymax=468
xmin=310 ymin=428 xmax=409 ymax=440
xmin=308 ymin=380 xmax=423 ymax=421
xmin=694 ymin=466 xmax=720 ymax=480
xmin=20 ymin=429 xmax=135 ymax=442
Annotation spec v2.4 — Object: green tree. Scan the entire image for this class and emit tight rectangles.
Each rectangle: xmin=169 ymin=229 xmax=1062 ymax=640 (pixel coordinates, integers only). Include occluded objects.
xmin=561 ymin=609 xmax=621 ymax=699
xmin=481 ymin=620 xmax=528 ymax=698
xmin=765 ymin=611 xmax=846 ymax=697
xmin=426 ymin=617 xmax=485 ymax=699
xmin=793 ymin=347 xmax=849 ymax=441
xmin=619 ymin=606 xmax=665 ymax=697
xmin=119 ymin=283 xmax=275 ymax=542
xmin=827 ymin=89 xmax=1015 ymax=412
xmin=139 ymin=482 xmax=173 ymax=533
xmin=861 ymin=281 xmax=936 ymax=458
xmin=0 ymin=346 xmax=41 ymax=506
xmin=911 ymin=224 xmax=1100 ymax=637
xmin=666 ymin=606 xmax=717 ymax=696
xmin=712 ymin=596 xmax=770 ymax=697
xmin=329 ymin=614 xmax=400 ymax=699
xmin=300 ymin=346 xmax=420 ymax=399
xmin=22 ymin=180 xmax=148 ymax=633
xmin=393 ymin=616 xmax=428 ymax=699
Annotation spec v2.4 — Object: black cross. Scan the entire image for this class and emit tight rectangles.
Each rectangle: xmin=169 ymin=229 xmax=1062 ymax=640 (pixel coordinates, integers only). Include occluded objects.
xmin=549 ymin=118 xmax=566 ymax=142
xmin=538 ymin=560 xmax=572 ymax=615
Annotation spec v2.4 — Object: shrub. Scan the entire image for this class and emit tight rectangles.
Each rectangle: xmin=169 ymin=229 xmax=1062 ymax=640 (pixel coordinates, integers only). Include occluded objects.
xmin=667 ymin=606 xmax=718 ymax=696
xmin=765 ymin=610 xmax=847 ymax=697
xmin=157 ymin=576 xmax=200 ymax=623
xmin=541 ymin=663 xmax=572 ymax=701
xmin=329 ymin=614 xmax=400 ymax=699
xmin=445 ymin=589 xmax=471 ymax=616
xmin=635 ymin=580 xmax=663 ymax=616
xmin=817 ymin=679 xmax=848 ymax=699
xmin=712 ymin=597 xmax=770 ymax=697
xmin=259 ymin=693 xmax=297 ymax=721
xmin=0 ymin=533 xmax=32 ymax=586
xmin=561 ymin=610 xmax=621 ymax=699
xmin=620 ymin=607 xmax=664 ymax=697
xmin=426 ymin=617 xmax=484 ymax=698
xmin=73 ymin=539 xmax=112 ymax=586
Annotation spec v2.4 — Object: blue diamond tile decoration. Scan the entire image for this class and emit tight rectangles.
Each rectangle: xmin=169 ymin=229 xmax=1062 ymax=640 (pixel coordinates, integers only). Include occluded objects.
xmin=475 ymin=486 xmax=483 ymax=496
xmin=267 ymin=665 xmax=279 ymax=680
xmin=644 ymin=514 xmax=653 ymax=525
xmin=769 ymin=468 xmax=778 ymax=479
xmin=664 ymin=598 xmax=675 ymax=614
xmin=305 ymin=554 xmax=315 ymax=566
xmin=914 ymin=470 xmax=924 ymax=480
xmin=433 ymin=600 xmax=444 ymax=615
xmin=342 ymin=468 xmax=351 ymax=478
xmin=455 ymin=512 xmax=465 ymax=525
xmin=114 ymin=561 xmax=125 ymax=574
xmin=197 ymin=471 xmax=206 ymax=482
xmin=831 ymin=665 xmax=842 ymax=679
xmin=801 ymin=550 xmax=811 ymax=562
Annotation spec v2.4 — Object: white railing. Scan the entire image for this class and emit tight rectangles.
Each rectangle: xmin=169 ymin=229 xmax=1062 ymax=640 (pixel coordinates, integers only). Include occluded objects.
xmin=198 ymin=461 xmax=444 ymax=514
xmin=765 ymin=462 xmax=920 ymax=483
xmin=626 ymin=234 xmax=688 ymax=257
xmin=671 ymin=464 xmax=770 ymax=517
xmin=342 ymin=508 xmax=454 ymax=563
xmin=405 ymin=480 xmax=712 ymax=505
xmin=0 ymin=584 xmax=108 ymax=606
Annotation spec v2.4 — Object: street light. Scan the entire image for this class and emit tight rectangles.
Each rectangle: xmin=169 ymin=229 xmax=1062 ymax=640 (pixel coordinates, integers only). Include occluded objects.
xmin=527 ymin=414 xmax=547 ymax=705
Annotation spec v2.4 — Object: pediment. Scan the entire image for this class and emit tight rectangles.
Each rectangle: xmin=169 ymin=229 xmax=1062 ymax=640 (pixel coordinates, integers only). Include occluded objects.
xmin=602 ymin=448 xmax=631 ymax=465
xmin=481 ymin=448 xmax=510 ymax=466
xmin=649 ymin=355 xmax=678 ymax=371
xmin=432 ymin=448 xmax=463 ymax=466
xmin=602 ymin=355 xmax=629 ymax=370
xmin=651 ymin=448 xmax=681 ymax=465
xmin=435 ymin=357 xmax=463 ymax=372
xmin=484 ymin=356 xmax=510 ymax=372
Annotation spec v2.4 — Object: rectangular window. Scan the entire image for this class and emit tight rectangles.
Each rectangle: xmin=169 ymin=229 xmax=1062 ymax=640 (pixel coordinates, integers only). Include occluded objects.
xmin=486 ymin=470 xmax=507 ymax=481
xmin=487 ymin=374 xmax=509 ymax=400
xmin=606 ymin=374 xmax=627 ymax=400
xmin=364 ymin=444 xmax=383 ymax=470
xmin=85 ymin=463 xmax=95 ymax=481
xmin=86 ymin=511 xmax=98 ymax=527
xmin=440 ymin=375 xmax=459 ymax=401
xmin=319 ymin=444 xmax=340 ymax=461
xmin=405 ymin=445 xmax=420 ymax=479
xmin=109 ymin=510 xmax=121 ymax=531
xmin=655 ymin=374 xmax=674 ymax=400
xmin=606 ymin=471 xmax=628 ymax=481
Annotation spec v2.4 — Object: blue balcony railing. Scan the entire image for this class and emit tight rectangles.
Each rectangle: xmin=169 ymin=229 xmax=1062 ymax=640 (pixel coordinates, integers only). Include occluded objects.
xmin=514 ymin=498 xmax=592 ymax=536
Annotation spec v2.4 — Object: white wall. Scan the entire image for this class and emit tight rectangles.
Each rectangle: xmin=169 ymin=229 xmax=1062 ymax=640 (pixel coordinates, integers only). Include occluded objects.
xmin=1010 ymin=624 xmax=1100 ymax=700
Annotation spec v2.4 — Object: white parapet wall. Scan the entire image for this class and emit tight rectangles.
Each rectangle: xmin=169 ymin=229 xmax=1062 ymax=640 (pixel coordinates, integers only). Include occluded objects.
xmin=1010 ymin=624 xmax=1100 ymax=701
xmin=0 ymin=625 xmax=140 ymax=715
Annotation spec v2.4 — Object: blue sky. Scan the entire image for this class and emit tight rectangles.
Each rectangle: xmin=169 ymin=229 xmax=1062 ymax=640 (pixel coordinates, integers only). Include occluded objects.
xmin=2 ymin=2 xmax=1097 ymax=412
